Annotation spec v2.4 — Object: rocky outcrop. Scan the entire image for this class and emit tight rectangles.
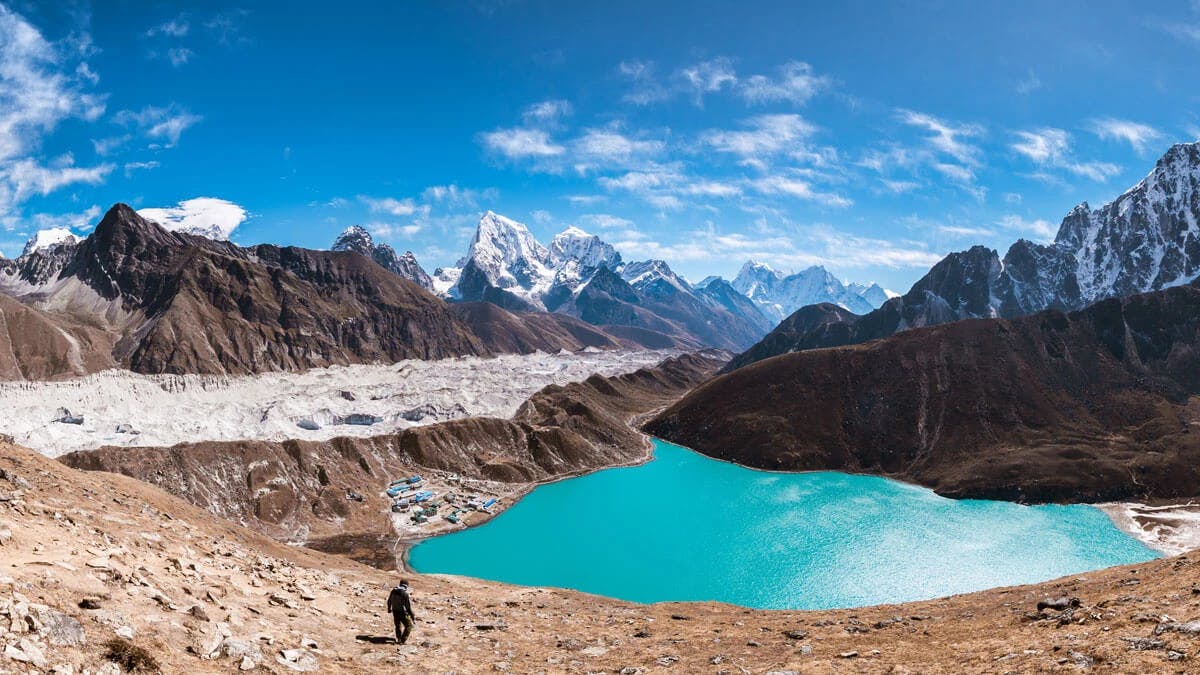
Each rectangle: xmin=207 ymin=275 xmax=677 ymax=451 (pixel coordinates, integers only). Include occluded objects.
xmin=648 ymin=280 xmax=1200 ymax=503
xmin=61 ymin=350 xmax=729 ymax=542
xmin=331 ymin=225 xmax=433 ymax=289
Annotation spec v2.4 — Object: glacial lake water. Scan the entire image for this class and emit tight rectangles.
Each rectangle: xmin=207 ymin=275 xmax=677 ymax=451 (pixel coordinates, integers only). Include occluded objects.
xmin=409 ymin=439 xmax=1159 ymax=609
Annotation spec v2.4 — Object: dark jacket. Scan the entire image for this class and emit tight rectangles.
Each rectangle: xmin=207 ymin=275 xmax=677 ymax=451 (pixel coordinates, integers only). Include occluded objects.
xmin=387 ymin=585 xmax=414 ymax=617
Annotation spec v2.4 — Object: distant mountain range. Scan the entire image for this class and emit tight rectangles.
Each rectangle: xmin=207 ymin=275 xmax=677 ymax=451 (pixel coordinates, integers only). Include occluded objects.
xmin=727 ymin=261 xmax=895 ymax=319
xmin=0 ymin=205 xmax=659 ymax=378
xmin=729 ymin=141 xmax=1200 ymax=370
xmin=369 ymin=210 xmax=777 ymax=351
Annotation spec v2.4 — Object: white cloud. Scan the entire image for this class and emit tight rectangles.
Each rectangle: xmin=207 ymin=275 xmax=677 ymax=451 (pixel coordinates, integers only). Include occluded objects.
xmin=114 ymin=105 xmax=202 ymax=147
xmin=147 ymin=17 xmax=190 ymax=38
xmin=123 ymin=160 xmax=159 ymax=176
xmin=612 ymin=222 xmax=942 ymax=272
xmin=701 ymin=114 xmax=817 ymax=158
xmin=577 ymin=213 xmax=634 ymax=229
xmin=1015 ymin=72 xmax=1042 ymax=95
xmin=749 ymin=174 xmax=851 ymax=207
xmin=897 ymin=109 xmax=984 ymax=166
xmin=680 ymin=58 xmax=737 ymax=104
xmin=138 ymin=197 xmax=247 ymax=239
xmin=566 ymin=194 xmax=605 ymax=205
xmin=28 ymin=204 xmax=101 ymax=233
xmin=0 ymin=4 xmax=106 ymax=166
xmin=1011 ymin=127 xmax=1120 ymax=182
xmin=880 ymin=179 xmax=920 ymax=194
xmin=522 ymin=100 xmax=571 ymax=124
xmin=572 ymin=128 xmax=664 ymax=166
xmin=741 ymin=61 xmax=829 ymax=105
xmin=999 ymin=214 xmax=1056 ymax=242
xmin=937 ymin=224 xmax=996 ymax=238
xmin=367 ymin=221 xmax=422 ymax=238
xmin=167 ymin=47 xmax=193 ymax=67
xmin=481 ymin=127 xmax=564 ymax=158
xmin=5 ymin=157 xmax=112 ymax=202
xmin=1088 ymin=117 xmax=1164 ymax=155
xmin=617 ymin=60 xmax=671 ymax=105
xmin=421 ymin=184 xmax=495 ymax=206
xmin=360 ymin=196 xmax=420 ymax=217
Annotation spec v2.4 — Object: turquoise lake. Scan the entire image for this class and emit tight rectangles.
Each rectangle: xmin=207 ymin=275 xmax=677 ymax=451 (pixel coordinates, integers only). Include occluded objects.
xmin=409 ymin=440 xmax=1159 ymax=609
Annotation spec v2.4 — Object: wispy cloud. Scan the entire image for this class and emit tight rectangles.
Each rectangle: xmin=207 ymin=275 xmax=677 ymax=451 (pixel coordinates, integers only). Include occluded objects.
xmin=1088 ymin=117 xmax=1163 ymax=155
xmin=740 ymin=61 xmax=829 ymax=105
xmin=360 ymin=195 xmax=423 ymax=217
xmin=0 ymin=4 xmax=109 ymax=221
xmin=701 ymin=114 xmax=817 ymax=159
xmin=481 ymin=127 xmax=565 ymax=159
xmin=146 ymin=16 xmax=190 ymax=38
xmin=998 ymin=214 xmax=1057 ymax=242
xmin=680 ymin=58 xmax=737 ymax=105
xmin=1015 ymin=71 xmax=1042 ymax=95
xmin=114 ymin=105 xmax=203 ymax=147
xmin=1010 ymin=127 xmax=1120 ymax=181
xmin=897 ymin=109 xmax=984 ymax=167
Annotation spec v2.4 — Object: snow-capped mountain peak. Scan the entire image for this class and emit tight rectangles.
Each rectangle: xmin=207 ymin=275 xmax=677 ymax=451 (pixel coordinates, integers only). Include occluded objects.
xmin=621 ymin=259 xmax=692 ymax=293
xmin=549 ymin=226 xmax=621 ymax=270
xmin=20 ymin=228 xmax=78 ymax=257
xmin=331 ymin=225 xmax=375 ymax=255
xmin=731 ymin=261 xmax=891 ymax=320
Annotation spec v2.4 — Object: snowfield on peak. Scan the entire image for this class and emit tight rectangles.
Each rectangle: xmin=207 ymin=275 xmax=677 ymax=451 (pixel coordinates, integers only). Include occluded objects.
xmin=20 ymin=227 xmax=78 ymax=257
xmin=0 ymin=348 xmax=678 ymax=457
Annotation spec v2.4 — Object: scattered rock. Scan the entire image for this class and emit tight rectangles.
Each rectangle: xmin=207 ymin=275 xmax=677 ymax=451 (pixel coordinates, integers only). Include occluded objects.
xmin=839 ymin=651 xmax=859 ymax=658
xmin=78 ymin=598 xmax=103 ymax=610
xmin=240 ymin=655 xmax=257 ymax=670
xmin=782 ymin=629 xmax=808 ymax=640
xmin=1157 ymin=620 xmax=1200 ymax=635
xmin=53 ymin=408 xmax=84 ymax=425
xmin=1122 ymin=637 xmax=1166 ymax=651
xmin=1038 ymin=597 xmax=1081 ymax=612
xmin=34 ymin=606 xmax=85 ymax=646
xmin=276 ymin=648 xmax=319 ymax=672
xmin=188 ymin=605 xmax=210 ymax=621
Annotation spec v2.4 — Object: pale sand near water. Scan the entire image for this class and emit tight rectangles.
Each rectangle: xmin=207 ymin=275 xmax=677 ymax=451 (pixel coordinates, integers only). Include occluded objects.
xmin=1100 ymin=501 xmax=1200 ymax=555
xmin=0 ymin=348 xmax=677 ymax=457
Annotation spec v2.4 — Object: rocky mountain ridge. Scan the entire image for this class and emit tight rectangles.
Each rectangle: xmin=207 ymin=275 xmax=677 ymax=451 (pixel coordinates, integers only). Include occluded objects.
xmin=331 ymin=225 xmax=433 ymax=289
xmin=649 ymin=278 xmax=1200 ymax=503
xmin=731 ymin=141 xmax=1200 ymax=369
xmin=0 ymin=204 xmax=654 ymax=379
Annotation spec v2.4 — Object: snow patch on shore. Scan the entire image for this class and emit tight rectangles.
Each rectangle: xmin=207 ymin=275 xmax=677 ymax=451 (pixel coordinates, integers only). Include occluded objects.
xmin=0 ymin=349 xmax=677 ymax=457
xmin=1099 ymin=502 xmax=1200 ymax=556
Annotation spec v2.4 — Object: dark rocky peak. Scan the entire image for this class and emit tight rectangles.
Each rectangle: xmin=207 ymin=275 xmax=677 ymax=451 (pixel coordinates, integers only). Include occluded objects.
xmin=904 ymin=245 xmax=1002 ymax=318
xmin=331 ymin=225 xmax=375 ymax=256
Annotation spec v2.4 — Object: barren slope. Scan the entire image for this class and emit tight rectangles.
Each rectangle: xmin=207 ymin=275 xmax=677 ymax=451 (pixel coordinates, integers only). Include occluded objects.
xmin=7 ymin=440 xmax=1200 ymax=673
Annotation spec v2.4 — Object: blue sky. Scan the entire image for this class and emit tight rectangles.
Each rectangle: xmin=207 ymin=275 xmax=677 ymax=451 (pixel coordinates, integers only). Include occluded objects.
xmin=3 ymin=0 xmax=1200 ymax=291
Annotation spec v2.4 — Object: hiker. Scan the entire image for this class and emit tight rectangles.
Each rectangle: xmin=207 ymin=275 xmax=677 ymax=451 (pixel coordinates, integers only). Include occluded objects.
xmin=387 ymin=579 xmax=417 ymax=644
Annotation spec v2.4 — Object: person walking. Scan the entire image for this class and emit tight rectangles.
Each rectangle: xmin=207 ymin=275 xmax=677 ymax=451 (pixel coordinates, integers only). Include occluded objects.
xmin=387 ymin=579 xmax=417 ymax=644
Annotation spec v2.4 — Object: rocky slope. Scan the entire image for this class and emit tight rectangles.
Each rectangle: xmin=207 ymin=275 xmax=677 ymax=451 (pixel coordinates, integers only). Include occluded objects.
xmin=331 ymin=225 xmax=433 ymax=289
xmin=60 ymin=350 xmax=729 ymax=550
xmin=0 ymin=294 xmax=117 ymax=380
xmin=0 ymin=204 xmax=660 ymax=378
xmin=733 ymin=142 xmax=1200 ymax=369
xmin=648 ymin=280 xmax=1200 ymax=503
xmin=11 ymin=439 xmax=1200 ymax=673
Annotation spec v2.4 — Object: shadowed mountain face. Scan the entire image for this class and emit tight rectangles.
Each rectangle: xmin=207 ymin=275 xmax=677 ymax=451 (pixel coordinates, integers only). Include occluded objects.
xmin=647 ymin=280 xmax=1200 ymax=504
xmin=0 ymin=204 xmax=650 ymax=377
xmin=731 ymin=142 xmax=1200 ymax=370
